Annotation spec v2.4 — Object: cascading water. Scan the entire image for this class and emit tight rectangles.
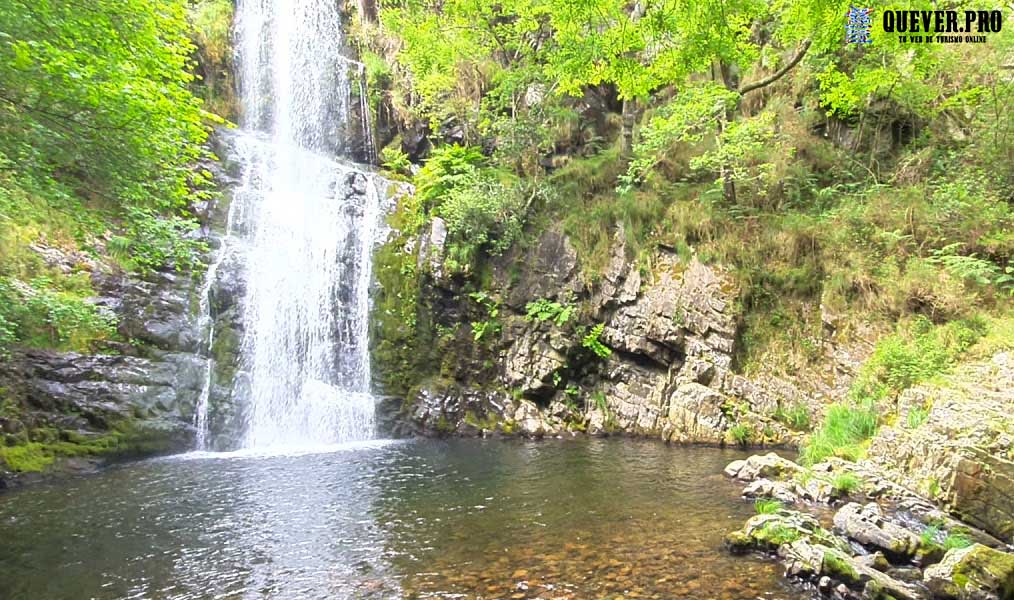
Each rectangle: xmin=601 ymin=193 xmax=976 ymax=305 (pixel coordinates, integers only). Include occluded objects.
xmin=193 ymin=0 xmax=381 ymax=449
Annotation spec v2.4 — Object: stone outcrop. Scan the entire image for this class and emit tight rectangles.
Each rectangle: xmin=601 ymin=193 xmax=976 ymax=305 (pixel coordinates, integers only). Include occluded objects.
xmin=388 ymin=225 xmax=825 ymax=446
xmin=865 ymin=353 xmax=1014 ymax=543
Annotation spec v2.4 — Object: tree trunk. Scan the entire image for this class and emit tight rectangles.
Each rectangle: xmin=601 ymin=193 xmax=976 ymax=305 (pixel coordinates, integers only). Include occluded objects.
xmin=620 ymin=98 xmax=636 ymax=162
xmin=358 ymin=0 xmax=378 ymax=23
xmin=718 ymin=61 xmax=740 ymax=205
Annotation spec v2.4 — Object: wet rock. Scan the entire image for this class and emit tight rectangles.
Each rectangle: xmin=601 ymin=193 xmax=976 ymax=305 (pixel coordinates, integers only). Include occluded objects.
xmin=416 ymin=217 xmax=448 ymax=278
xmin=833 ymin=502 xmax=924 ymax=561
xmin=780 ymin=540 xmax=922 ymax=600
xmin=504 ymin=228 xmax=580 ymax=309
xmin=923 ymin=544 xmax=1014 ymax=600
xmin=513 ymin=400 xmax=558 ymax=437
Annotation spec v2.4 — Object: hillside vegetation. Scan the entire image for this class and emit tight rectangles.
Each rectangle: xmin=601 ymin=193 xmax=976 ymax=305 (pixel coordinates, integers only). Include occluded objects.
xmin=0 ymin=0 xmax=220 ymax=356
xmin=352 ymin=0 xmax=1013 ymax=456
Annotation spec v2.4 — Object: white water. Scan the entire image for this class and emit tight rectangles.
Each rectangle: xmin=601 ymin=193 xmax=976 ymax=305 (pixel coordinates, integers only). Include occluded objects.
xmin=193 ymin=0 xmax=380 ymax=449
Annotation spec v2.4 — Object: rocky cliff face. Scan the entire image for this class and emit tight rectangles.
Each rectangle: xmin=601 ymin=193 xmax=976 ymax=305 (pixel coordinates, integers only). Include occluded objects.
xmin=865 ymin=353 xmax=1014 ymax=544
xmin=0 ymin=261 xmax=212 ymax=487
xmin=0 ymin=148 xmax=246 ymax=486
xmin=373 ymin=220 xmax=857 ymax=446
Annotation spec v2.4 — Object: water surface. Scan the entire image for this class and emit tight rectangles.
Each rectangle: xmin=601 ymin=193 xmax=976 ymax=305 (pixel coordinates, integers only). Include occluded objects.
xmin=0 ymin=439 xmax=808 ymax=599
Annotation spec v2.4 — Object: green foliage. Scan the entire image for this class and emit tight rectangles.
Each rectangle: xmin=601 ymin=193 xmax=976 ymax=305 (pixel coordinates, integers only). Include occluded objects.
xmin=920 ymin=526 xmax=974 ymax=552
xmin=906 ymin=406 xmax=930 ymax=429
xmin=773 ymin=403 xmax=812 ymax=431
xmin=437 ymin=173 xmax=532 ymax=266
xmin=525 ymin=298 xmax=575 ymax=327
xmin=943 ymin=532 xmax=975 ymax=551
xmin=801 ymin=400 xmax=879 ymax=465
xmin=110 ymin=208 xmax=208 ymax=275
xmin=851 ymin=316 xmax=988 ymax=405
xmin=581 ymin=323 xmax=612 ymax=359
xmin=756 ymin=521 xmax=803 ymax=546
xmin=415 ymin=145 xmax=486 ymax=209
xmin=0 ymin=277 xmax=116 ymax=352
xmin=0 ymin=0 xmax=215 ymax=211
xmin=469 ymin=292 xmax=501 ymax=342
xmin=831 ymin=472 xmax=862 ymax=495
xmin=380 ymin=144 xmax=412 ymax=177
xmin=187 ymin=0 xmax=235 ymax=117
xmin=621 ymin=83 xmax=740 ymax=187
xmin=754 ymin=499 xmax=783 ymax=515
xmin=728 ymin=423 xmax=752 ymax=447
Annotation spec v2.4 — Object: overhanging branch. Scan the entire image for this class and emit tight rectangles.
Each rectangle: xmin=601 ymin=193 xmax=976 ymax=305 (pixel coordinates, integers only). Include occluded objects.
xmin=738 ymin=38 xmax=812 ymax=96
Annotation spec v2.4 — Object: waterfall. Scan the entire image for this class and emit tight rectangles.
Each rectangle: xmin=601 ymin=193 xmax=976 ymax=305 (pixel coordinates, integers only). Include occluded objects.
xmin=193 ymin=0 xmax=381 ymax=449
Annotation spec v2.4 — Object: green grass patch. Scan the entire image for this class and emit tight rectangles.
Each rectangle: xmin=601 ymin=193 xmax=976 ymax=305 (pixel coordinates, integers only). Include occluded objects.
xmin=801 ymin=400 xmax=879 ymax=465
xmin=728 ymin=423 xmax=753 ymax=447
xmin=755 ymin=499 xmax=783 ymax=514
xmin=773 ymin=403 xmax=811 ymax=431
xmin=831 ymin=472 xmax=863 ymax=494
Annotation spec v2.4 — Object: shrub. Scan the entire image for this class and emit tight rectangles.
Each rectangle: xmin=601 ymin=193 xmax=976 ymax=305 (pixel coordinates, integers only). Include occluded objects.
xmin=110 ymin=208 xmax=208 ymax=275
xmin=415 ymin=145 xmax=486 ymax=209
xmin=437 ymin=173 xmax=530 ymax=266
xmin=0 ymin=277 xmax=116 ymax=352
xmin=380 ymin=144 xmax=412 ymax=177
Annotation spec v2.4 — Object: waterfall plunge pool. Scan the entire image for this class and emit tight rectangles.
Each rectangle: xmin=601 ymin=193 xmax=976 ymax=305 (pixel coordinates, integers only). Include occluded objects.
xmin=0 ymin=439 xmax=811 ymax=599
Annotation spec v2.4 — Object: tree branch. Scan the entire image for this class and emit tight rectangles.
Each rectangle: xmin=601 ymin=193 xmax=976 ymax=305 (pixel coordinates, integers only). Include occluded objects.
xmin=738 ymin=38 xmax=812 ymax=96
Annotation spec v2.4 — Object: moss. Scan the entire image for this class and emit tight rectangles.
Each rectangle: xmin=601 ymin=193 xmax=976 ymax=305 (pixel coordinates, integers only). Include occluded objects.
xmin=462 ymin=410 xmax=499 ymax=431
xmin=822 ymin=549 xmax=860 ymax=584
xmin=433 ymin=416 xmax=456 ymax=435
xmin=210 ymin=323 xmax=240 ymax=384
xmin=758 ymin=522 xmax=803 ymax=546
xmin=0 ymin=443 xmax=55 ymax=472
xmin=0 ymin=420 xmax=180 ymax=473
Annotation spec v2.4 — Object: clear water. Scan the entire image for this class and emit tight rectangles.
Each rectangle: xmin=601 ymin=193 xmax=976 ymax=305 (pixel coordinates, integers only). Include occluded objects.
xmin=189 ymin=0 xmax=380 ymax=448
xmin=0 ymin=439 xmax=810 ymax=600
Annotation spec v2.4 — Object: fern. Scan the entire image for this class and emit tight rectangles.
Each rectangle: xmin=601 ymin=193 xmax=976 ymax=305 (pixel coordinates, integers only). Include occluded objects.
xmin=581 ymin=323 xmax=612 ymax=358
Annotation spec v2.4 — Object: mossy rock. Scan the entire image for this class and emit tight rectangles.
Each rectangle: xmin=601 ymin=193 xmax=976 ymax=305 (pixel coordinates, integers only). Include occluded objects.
xmin=924 ymin=544 xmax=1014 ymax=600
xmin=0 ymin=418 xmax=187 ymax=475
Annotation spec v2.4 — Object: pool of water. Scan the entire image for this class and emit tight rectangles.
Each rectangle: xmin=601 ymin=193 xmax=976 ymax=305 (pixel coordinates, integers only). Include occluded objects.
xmin=0 ymin=438 xmax=810 ymax=600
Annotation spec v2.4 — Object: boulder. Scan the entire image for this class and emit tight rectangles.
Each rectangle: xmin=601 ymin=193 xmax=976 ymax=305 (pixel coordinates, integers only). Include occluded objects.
xmin=833 ymin=502 xmax=923 ymax=561
xmin=743 ymin=478 xmax=800 ymax=503
xmin=923 ymin=544 xmax=1014 ymax=600
xmin=725 ymin=452 xmax=803 ymax=481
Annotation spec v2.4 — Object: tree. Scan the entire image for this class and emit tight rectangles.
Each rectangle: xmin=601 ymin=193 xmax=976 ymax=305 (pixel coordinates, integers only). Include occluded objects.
xmin=0 ymin=0 xmax=214 ymax=211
